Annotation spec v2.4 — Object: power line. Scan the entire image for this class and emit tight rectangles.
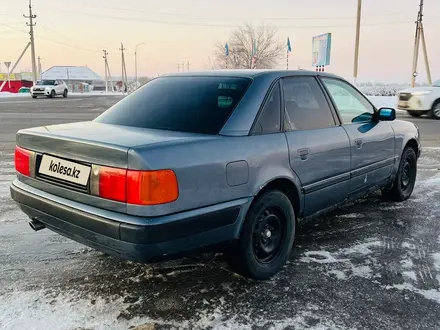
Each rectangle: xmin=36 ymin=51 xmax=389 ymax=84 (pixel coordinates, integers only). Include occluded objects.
xmin=37 ymin=35 xmax=104 ymax=53
xmin=35 ymin=8 xmax=414 ymax=29
xmin=50 ymin=0 xmax=414 ymax=22
xmin=0 ymin=22 xmax=28 ymax=33
xmin=37 ymin=23 xmax=118 ymax=54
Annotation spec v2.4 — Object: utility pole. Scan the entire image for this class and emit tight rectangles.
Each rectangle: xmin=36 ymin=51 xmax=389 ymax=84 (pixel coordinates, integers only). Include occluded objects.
xmin=177 ymin=63 xmax=180 ymax=72
xmin=37 ymin=56 xmax=41 ymax=80
xmin=187 ymin=61 xmax=190 ymax=72
xmin=24 ymin=0 xmax=37 ymax=85
xmin=105 ymin=51 xmax=115 ymax=93
xmin=119 ymin=43 xmax=128 ymax=92
xmin=411 ymin=0 xmax=431 ymax=87
xmin=103 ymin=50 xmax=109 ymax=92
xmin=353 ymin=0 xmax=362 ymax=86
xmin=135 ymin=43 xmax=146 ymax=90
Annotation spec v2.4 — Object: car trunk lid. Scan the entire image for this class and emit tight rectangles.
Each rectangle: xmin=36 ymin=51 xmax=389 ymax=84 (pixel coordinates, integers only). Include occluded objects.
xmin=16 ymin=121 xmax=210 ymax=208
xmin=17 ymin=121 xmax=202 ymax=168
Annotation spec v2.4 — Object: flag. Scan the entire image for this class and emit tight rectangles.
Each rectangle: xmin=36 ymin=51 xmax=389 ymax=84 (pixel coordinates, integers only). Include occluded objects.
xmin=251 ymin=39 xmax=257 ymax=68
xmin=251 ymin=39 xmax=257 ymax=56
xmin=225 ymin=42 xmax=229 ymax=56
xmin=287 ymin=37 xmax=292 ymax=53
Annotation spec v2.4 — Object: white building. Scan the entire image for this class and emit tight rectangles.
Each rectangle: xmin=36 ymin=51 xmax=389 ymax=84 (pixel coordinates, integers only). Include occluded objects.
xmin=41 ymin=66 xmax=107 ymax=92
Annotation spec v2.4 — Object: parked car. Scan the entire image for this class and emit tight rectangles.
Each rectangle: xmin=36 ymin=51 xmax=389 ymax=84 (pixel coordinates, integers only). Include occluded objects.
xmin=397 ymin=79 xmax=440 ymax=119
xmin=10 ymin=70 xmax=421 ymax=280
xmin=30 ymin=80 xmax=68 ymax=98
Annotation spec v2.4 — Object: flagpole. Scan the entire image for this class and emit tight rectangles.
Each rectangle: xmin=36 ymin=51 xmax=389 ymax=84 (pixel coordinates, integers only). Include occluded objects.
xmin=225 ymin=42 xmax=229 ymax=69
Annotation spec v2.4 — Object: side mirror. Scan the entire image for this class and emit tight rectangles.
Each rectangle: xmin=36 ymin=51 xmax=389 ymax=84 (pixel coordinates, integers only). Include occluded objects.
xmin=378 ymin=107 xmax=396 ymax=121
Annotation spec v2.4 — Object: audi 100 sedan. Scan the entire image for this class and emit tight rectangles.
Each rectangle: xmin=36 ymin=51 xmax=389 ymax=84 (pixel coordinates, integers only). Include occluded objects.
xmin=10 ymin=70 xmax=421 ymax=280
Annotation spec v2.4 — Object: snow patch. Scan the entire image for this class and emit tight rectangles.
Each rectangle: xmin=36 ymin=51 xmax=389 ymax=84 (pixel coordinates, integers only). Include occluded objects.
xmin=0 ymin=92 xmax=28 ymax=98
xmin=422 ymin=174 xmax=440 ymax=187
xmin=351 ymin=265 xmax=373 ymax=278
xmin=300 ymin=251 xmax=349 ymax=264
xmin=401 ymin=258 xmax=414 ymax=269
xmin=0 ymin=180 xmax=12 ymax=199
xmin=340 ymin=240 xmax=382 ymax=256
xmin=431 ymin=252 xmax=440 ymax=271
xmin=403 ymin=271 xmax=418 ymax=282
xmin=327 ymin=269 xmax=348 ymax=280
xmin=300 ymin=237 xmax=440 ymax=305
xmin=336 ymin=213 xmax=364 ymax=219
xmin=386 ymin=283 xmax=440 ymax=305
xmin=0 ymin=290 xmax=142 ymax=330
xmin=0 ymin=289 xmax=351 ymax=330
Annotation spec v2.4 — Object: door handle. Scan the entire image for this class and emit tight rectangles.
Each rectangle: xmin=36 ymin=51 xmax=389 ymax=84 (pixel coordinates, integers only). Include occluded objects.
xmin=297 ymin=148 xmax=310 ymax=160
xmin=354 ymin=138 xmax=363 ymax=149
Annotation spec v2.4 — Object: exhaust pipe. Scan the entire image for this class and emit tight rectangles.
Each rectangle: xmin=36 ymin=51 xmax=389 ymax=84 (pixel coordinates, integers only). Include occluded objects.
xmin=29 ymin=219 xmax=46 ymax=231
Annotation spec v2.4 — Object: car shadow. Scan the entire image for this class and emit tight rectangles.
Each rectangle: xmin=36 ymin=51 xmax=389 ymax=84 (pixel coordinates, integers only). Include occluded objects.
xmin=35 ymin=190 xmax=440 ymax=327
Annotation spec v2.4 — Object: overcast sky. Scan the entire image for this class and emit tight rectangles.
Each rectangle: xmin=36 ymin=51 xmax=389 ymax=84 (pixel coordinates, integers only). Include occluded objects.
xmin=1 ymin=0 xmax=439 ymax=83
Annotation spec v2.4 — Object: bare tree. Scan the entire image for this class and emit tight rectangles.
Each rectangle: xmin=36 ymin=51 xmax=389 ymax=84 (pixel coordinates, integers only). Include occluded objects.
xmin=213 ymin=23 xmax=284 ymax=69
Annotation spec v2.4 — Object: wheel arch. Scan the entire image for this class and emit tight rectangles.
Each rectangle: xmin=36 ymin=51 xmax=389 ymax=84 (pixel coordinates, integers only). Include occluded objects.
xmin=431 ymin=97 xmax=440 ymax=109
xmin=235 ymin=176 xmax=302 ymax=237
xmin=255 ymin=177 xmax=302 ymax=219
xmin=404 ymin=138 xmax=419 ymax=158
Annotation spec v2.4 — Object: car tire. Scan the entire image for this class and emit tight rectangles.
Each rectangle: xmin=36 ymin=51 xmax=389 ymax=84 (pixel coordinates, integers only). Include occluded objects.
xmin=382 ymin=147 xmax=417 ymax=202
xmin=228 ymin=190 xmax=295 ymax=280
xmin=63 ymin=89 xmax=68 ymax=98
xmin=31 ymin=95 xmax=37 ymax=99
xmin=50 ymin=90 xmax=55 ymax=98
xmin=408 ymin=111 xmax=424 ymax=117
xmin=430 ymin=100 xmax=440 ymax=120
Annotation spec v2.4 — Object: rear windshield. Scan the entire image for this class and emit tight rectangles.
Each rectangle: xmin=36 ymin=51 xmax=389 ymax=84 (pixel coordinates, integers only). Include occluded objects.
xmin=94 ymin=76 xmax=252 ymax=134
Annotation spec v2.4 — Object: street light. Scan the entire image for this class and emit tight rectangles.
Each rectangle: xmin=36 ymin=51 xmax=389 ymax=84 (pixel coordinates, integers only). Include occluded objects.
xmin=135 ymin=42 xmax=146 ymax=89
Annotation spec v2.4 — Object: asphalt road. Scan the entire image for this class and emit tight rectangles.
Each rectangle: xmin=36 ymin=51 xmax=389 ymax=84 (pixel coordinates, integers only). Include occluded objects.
xmin=0 ymin=96 xmax=439 ymax=330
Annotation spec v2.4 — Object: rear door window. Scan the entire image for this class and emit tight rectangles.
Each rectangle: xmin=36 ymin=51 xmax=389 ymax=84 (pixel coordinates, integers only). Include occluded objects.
xmin=282 ymin=77 xmax=336 ymax=130
xmin=95 ymin=76 xmax=252 ymax=134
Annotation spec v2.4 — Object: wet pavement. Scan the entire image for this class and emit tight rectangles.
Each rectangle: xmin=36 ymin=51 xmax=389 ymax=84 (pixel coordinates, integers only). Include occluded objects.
xmin=0 ymin=96 xmax=439 ymax=330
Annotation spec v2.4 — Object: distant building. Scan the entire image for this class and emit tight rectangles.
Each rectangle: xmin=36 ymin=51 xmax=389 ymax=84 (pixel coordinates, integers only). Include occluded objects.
xmin=41 ymin=66 xmax=107 ymax=92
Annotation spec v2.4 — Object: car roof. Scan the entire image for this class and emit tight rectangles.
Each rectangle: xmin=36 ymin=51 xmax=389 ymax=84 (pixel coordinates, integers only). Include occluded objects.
xmin=161 ymin=69 xmax=341 ymax=80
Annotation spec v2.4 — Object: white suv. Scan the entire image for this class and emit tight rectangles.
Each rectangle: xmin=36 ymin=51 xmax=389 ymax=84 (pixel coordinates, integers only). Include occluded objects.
xmin=31 ymin=80 xmax=69 ymax=99
xmin=397 ymin=80 xmax=440 ymax=119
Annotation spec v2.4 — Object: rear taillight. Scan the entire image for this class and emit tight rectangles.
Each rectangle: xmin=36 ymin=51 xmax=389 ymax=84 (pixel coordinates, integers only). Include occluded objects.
xmin=98 ymin=167 xmax=127 ymax=202
xmin=91 ymin=166 xmax=179 ymax=205
xmin=14 ymin=146 xmax=32 ymax=176
xmin=127 ymin=169 xmax=179 ymax=205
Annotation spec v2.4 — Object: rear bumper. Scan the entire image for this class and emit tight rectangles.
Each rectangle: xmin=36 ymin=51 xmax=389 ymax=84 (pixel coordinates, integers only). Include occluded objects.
xmin=10 ymin=179 xmax=251 ymax=261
